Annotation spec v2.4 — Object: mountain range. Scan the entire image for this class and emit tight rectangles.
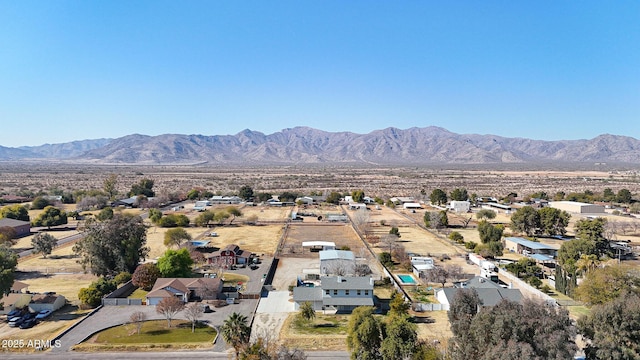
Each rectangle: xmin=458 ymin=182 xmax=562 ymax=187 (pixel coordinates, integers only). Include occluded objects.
xmin=2 ymin=126 xmax=640 ymax=165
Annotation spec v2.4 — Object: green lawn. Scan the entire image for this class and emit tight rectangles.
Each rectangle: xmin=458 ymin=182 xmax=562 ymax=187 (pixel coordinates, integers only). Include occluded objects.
xmin=128 ymin=288 xmax=148 ymax=300
xmin=95 ymin=320 xmax=216 ymax=344
xmin=222 ymin=272 xmax=250 ymax=283
xmin=292 ymin=314 xmax=350 ymax=336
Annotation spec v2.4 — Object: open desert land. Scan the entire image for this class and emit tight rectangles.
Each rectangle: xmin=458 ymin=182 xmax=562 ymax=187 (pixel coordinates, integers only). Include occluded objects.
xmin=3 ymin=165 xmax=640 ymax=205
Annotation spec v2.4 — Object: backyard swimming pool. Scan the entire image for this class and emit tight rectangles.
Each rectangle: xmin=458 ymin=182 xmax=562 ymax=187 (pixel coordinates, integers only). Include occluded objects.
xmin=397 ymin=274 xmax=417 ymax=284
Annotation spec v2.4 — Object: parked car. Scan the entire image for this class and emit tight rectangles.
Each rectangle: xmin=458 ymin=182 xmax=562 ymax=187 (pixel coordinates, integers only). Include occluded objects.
xmin=8 ymin=316 xmax=25 ymax=327
xmin=5 ymin=309 xmax=22 ymax=320
xmin=19 ymin=318 xmax=37 ymax=329
xmin=208 ymin=232 xmax=219 ymax=237
xmin=35 ymin=309 xmax=53 ymax=319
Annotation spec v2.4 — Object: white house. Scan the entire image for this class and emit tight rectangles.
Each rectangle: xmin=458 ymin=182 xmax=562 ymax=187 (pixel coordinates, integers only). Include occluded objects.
xmin=28 ymin=294 xmax=66 ymax=312
xmin=411 ymin=257 xmax=434 ymax=278
xmin=403 ymin=202 xmax=422 ymax=210
xmin=293 ymin=276 xmax=374 ymax=312
xmin=449 ymin=201 xmax=470 ymax=213
xmin=349 ymin=203 xmax=367 ymax=210
xmin=302 ymin=241 xmax=336 ymax=251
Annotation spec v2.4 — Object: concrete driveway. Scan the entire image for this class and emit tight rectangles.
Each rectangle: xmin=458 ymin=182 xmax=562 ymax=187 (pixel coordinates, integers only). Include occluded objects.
xmin=251 ymin=290 xmax=295 ymax=342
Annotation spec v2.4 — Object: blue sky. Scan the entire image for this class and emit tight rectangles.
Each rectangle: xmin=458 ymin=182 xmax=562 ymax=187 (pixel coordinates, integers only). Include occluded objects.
xmin=1 ymin=1 xmax=639 ymax=147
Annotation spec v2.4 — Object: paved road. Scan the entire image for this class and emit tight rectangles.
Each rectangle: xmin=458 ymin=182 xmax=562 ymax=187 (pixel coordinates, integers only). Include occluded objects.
xmin=51 ymin=299 xmax=258 ymax=353
xmin=2 ymin=351 xmax=350 ymax=359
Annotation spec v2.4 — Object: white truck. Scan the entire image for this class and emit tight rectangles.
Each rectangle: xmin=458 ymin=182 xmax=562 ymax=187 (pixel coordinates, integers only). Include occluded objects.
xmin=468 ymin=253 xmax=499 ymax=282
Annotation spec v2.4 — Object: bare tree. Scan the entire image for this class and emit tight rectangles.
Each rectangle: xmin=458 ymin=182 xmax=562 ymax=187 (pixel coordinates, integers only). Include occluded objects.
xmin=325 ymin=259 xmax=354 ymax=276
xmin=352 ymin=208 xmax=370 ymax=231
xmin=381 ymin=234 xmax=400 ymax=253
xmin=184 ymin=302 xmax=204 ymax=332
xmin=425 ymin=266 xmax=450 ymax=289
xmin=129 ymin=311 xmax=147 ymax=334
xmin=354 ymin=263 xmax=372 ymax=276
xmin=156 ymin=296 xmax=185 ymax=328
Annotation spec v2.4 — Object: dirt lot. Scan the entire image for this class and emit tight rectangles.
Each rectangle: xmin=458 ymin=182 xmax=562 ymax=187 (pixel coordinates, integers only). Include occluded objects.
xmin=282 ymin=224 xmax=364 ymax=257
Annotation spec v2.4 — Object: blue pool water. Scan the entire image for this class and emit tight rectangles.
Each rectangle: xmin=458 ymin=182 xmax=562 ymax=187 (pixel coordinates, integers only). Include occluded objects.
xmin=398 ymin=274 xmax=416 ymax=284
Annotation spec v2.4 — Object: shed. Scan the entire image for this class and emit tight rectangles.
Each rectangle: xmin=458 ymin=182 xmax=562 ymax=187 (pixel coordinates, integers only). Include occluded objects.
xmin=0 ymin=218 xmax=31 ymax=237
xmin=549 ymin=201 xmax=605 ymax=214
xmin=29 ymin=294 xmax=66 ymax=312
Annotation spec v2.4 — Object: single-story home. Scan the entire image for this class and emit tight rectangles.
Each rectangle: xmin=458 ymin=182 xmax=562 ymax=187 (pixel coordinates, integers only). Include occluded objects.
xmin=193 ymin=200 xmax=210 ymax=211
xmin=0 ymin=218 xmax=31 ymax=237
xmin=293 ymin=276 xmax=374 ymax=313
xmin=390 ymin=197 xmax=416 ymax=205
xmin=205 ymin=244 xmax=254 ymax=268
xmin=349 ymin=203 xmax=367 ymax=210
xmin=146 ymin=277 xmax=223 ymax=305
xmin=0 ymin=293 xmax=33 ymax=315
xmin=549 ymin=201 xmax=605 ymax=214
xmin=403 ymin=203 xmax=423 ymax=210
xmin=503 ymin=237 xmax=558 ymax=258
xmin=436 ymin=276 xmax=522 ymax=311
xmin=29 ymin=293 xmax=66 ymax=312
xmin=449 ymin=201 xmax=470 ymax=213
xmin=302 ymin=241 xmax=336 ymax=251
xmin=209 ymin=196 xmax=242 ymax=204
xmin=411 ymin=257 xmax=434 ymax=278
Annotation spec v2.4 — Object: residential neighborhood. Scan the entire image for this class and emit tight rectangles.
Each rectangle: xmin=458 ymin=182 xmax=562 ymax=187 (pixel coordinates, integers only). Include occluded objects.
xmin=1 ymin=178 xmax=640 ymax=360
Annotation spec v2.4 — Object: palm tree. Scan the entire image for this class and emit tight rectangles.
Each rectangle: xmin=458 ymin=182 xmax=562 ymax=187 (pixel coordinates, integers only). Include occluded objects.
xmin=576 ymin=254 xmax=600 ymax=275
xmin=299 ymin=301 xmax=316 ymax=323
xmin=220 ymin=312 xmax=250 ymax=358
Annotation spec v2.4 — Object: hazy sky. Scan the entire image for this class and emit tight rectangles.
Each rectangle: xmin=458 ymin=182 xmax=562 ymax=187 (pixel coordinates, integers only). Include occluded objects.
xmin=1 ymin=1 xmax=639 ymax=147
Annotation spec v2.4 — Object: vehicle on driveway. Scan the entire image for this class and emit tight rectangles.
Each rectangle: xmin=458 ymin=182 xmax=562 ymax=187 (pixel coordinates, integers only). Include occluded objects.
xmin=19 ymin=318 xmax=37 ymax=329
xmin=35 ymin=309 xmax=53 ymax=319
xmin=8 ymin=316 xmax=25 ymax=327
xmin=5 ymin=309 xmax=22 ymax=320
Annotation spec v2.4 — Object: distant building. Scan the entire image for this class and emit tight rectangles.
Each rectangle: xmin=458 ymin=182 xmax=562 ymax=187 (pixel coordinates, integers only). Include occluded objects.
xmin=0 ymin=218 xmax=30 ymax=237
xmin=403 ymin=203 xmax=423 ymax=210
xmin=449 ymin=201 xmax=470 ymax=213
xmin=209 ymin=196 xmax=242 ymax=204
xmin=503 ymin=237 xmax=558 ymax=261
xmin=549 ymin=201 xmax=605 ymax=214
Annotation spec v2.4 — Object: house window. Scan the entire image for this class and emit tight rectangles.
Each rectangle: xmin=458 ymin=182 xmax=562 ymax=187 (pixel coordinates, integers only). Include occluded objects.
xmin=325 ymin=290 xmax=330 ymax=295
xmin=364 ymin=290 xmax=369 ymax=296
xmin=357 ymin=290 xmax=361 ymax=296
xmin=333 ymin=290 xmax=338 ymax=295
xmin=345 ymin=290 xmax=350 ymax=295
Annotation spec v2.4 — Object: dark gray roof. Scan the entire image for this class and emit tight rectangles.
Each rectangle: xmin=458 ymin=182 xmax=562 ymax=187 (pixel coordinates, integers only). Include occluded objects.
xmin=0 ymin=218 xmax=30 ymax=227
xmin=293 ymin=287 xmax=323 ymax=302
xmin=441 ymin=287 xmax=522 ymax=307
xmin=456 ymin=276 xmax=503 ymax=289
xmin=321 ymin=276 xmax=373 ymax=290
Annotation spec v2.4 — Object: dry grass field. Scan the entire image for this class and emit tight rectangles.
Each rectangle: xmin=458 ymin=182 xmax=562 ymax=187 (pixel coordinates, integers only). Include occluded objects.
xmin=191 ymin=224 xmax=284 ymax=256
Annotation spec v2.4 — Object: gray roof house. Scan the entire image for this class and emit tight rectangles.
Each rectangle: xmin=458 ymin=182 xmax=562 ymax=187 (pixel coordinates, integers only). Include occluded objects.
xmin=436 ymin=276 xmax=523 ymax=310
xmin=293 ymin=276 xmax=374 ymax=313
